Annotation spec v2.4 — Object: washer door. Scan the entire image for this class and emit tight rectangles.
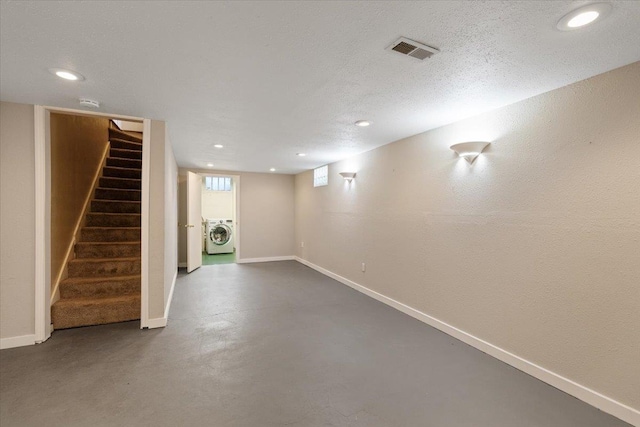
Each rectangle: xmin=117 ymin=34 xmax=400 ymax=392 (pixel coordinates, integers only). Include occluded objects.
xmin=210 ymin=224 xmax=231 ymax=245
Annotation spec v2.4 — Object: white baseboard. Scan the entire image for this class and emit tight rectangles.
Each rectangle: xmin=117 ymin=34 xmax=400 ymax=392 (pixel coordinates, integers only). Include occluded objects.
xmin=294 ymin=257 xmax=639 ymax=426
xmin=0 ymin=334 xmax=36 ymax=350
xmin=145 ymin=317 xmax=167 ymax=328
xmin=164 ymin=269 xmax=177 ymax=320
xmin=145 ymin=269 xmax=178 ymax=329
xmin=237 ymin=255 xmax=295 ymax=264
xmin=178 ymin=262 xmax=187 ymax=268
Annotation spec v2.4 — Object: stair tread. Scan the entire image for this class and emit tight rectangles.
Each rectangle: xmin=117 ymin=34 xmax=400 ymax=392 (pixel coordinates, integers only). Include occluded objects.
xmin=87 ymin=212 xmax=141 ymax=216
xmin=54 ymin=294 xmax=140 ymax=305
xmin=110 ymin=148 xmax=141 ymax=153
xmin=62 ymin=274 xmax=141 ymax=284
xmin=93 ymin=199 xmax=141 ymax=203
xmin=76 ymin=241 xmax=140 ymax=245
xmin=96 ymin=187 xmax=141 ymax=192
xmin=83 ymin=226 xmax=141 ymax=229
xmin=100 ymin=176 xmax=141 ymax=182
xmin=104 ymin=166 xmax=142 ymax=172
xmin=68 ymin=256 xmax=140 ymax=263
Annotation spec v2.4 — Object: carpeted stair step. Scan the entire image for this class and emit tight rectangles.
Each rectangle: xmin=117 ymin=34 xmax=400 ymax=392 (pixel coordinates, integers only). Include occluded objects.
xmin=76 ymin=241 xmax=141 ymax=258
xmin=68 ymin=257 xmax=141 ymax=278
xmin=59 ymin=275 xmax=141 ymax=299
xmin=80 ymin=227 xmax=140 ymax=242
xmin=106 ymin=157 xmax=142 ymax=169
xmin=110 ymin=147 xmax=142 ymax=160
xmin=52 ymin=294 xmax=141 ymax=329
xmin=91 ymin=199 xmax=141 ymax=213
xmin=86 ymin=213 xmax=141 ymax=227
xmin=109 ymin=127 xmax=143 ymax=143
xmin=99 ymin=176 xmax=141 ymax=190
xmin=110 ymin=138 xmax=142 ymax=152
xmin=103 ymin=166 xmax=142 ymax=179
xmin=95 ymin=187 xmax=141 ymax=201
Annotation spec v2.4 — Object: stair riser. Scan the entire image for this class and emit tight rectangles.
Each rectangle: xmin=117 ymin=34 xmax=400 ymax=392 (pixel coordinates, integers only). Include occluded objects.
xmin=110 ymin=128 xmax=143 ymax=143
xmin=68 ymin=259 xmax=141 ymax=278
xmin=76 ymin=243 xmax=141 ymax=258
xmin=60 ymin=278 xmax=140 ymax=299
xmin=103 ymin=167 xmax=142 ymax=180
xmin=107 ymin=157 xmax=142 ymax=169
xmin=92 ymin=200 xmax=141 ymax=213
xmin=99 ymin=177 xmax=141 ymax=190
xmin=80 ymin=228 xmax=140 ymax=242
xmin=52 ymin=296 xmax=140 ymax=329
xmin=86 ymin=214 xmax=140 ymax=227
xmin=110 ymin=148 xmax=142 ymax=160
xmin=95 ymin=188 xmax=141 ymax=201
xmin=110 ymin=139 xmax=143 ymax=151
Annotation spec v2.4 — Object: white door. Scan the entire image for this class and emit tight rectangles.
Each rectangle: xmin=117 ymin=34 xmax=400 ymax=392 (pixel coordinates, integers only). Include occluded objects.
xmin=186 ymin=171 xmax=202 ymax=273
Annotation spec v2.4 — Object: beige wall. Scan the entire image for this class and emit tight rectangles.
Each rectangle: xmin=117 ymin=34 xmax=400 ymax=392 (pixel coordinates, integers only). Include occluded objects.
xmin=178 ymin=169 xmax=295 ymax=262
xmin=149 ymin=120 xmax=178 ymax=319
xmin=50 ymin=113 xmax=109 ymax=299
xmin=0 ymin=102 xmax=36 ymax=340
xmin=295 ymin=63 xmax=640 ymax=410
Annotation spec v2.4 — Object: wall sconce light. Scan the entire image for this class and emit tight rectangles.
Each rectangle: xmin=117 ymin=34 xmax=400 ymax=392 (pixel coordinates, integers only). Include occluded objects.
xmin=339 ymin=172 xmax=356 ymax=182
xmin=450 ymin=141 xmax=490 ymax=164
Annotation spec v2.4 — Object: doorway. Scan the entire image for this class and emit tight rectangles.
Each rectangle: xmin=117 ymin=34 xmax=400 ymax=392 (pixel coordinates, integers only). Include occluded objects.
xmin=34 ymin=106 xmax=151 ymax=343
xmin=201 ymin=175 xmax=237 ymax=265
xmin=179 ymin=171 xmax=241 ymax=273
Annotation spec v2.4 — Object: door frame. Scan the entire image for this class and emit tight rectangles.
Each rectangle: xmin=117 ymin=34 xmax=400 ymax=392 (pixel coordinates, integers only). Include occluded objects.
xmin=198 ymin=172 xmax=241 ymax=262
xmin=34 ymin=105 xmax=150 ymax=342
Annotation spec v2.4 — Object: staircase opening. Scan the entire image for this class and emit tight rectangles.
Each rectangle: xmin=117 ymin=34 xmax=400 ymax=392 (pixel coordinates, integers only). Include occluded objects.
xmin=49 ymin=114 xmax=143 ymax=329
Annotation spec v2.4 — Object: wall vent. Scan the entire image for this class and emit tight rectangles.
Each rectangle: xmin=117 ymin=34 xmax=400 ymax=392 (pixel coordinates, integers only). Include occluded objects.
xmin=386 ymin=37 xmax=439 ymax=61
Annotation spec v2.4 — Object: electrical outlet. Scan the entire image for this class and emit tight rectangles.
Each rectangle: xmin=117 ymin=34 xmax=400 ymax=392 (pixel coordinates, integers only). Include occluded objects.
xmin=301 ymin=241 xmax=304 ymax=248
xmin=361 ymin=262 xmax=366 ymax=272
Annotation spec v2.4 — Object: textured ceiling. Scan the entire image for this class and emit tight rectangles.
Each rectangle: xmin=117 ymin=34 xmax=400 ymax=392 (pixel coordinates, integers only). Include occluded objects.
xmin=1 ymin=1 xmax=639 ymax=174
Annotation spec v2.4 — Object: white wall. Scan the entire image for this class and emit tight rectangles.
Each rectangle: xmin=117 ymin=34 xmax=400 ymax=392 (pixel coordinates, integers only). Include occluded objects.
xmin=164 ymin=131 xmax=178 ymax=310
xmin=149 ymin=120 xmax=178 ymax=320
xmin=0 ymin=102 xmax=35 ymax=344
xmin=201 ymin=183 xmax=234 ymax=220
xmin=295 ymin=63 xmax=640 ymax=413
xmin=179 ymin=169 xmax=295 ymax=262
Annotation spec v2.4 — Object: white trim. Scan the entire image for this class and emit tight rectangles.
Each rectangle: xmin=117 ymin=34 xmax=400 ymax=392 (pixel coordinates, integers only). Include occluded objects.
xmin=34 ymin=106 xmax=50 ymax=344
xmin=145 ymin=317 xmax=168 ymax=328
xmin=144 ymin=269 xmax=177 ymax=329
xmin=237 ymin=256 xmax=295 ymax=264
xmin=164 ymin=269 xmax=177 ymax=320
xmin=140 ymin=119 xmax=151 ymax=328
xmin=41 ymin=106 xmax=143 ymax=122
xmin=0 ymin=334 xmax=37 ymax=350
xmin=294 ymin=257 xmax=640 ymax=426
xmin=178 ymin=262 xmax=187 ymax=268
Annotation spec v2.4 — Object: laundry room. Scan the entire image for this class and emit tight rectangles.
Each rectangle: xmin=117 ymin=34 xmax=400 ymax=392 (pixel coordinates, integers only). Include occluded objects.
xmin=201 ymin=175 xmax=237 ymax=265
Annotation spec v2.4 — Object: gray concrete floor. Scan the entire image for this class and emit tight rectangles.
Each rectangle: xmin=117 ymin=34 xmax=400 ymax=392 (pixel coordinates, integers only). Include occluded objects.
xmin=0 ymin=261 xmax=630 ymax=426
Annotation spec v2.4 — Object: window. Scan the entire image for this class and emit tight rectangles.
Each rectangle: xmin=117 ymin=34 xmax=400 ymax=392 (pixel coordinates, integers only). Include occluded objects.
xmin=204 ymin=176 xmax=232 ymax=192
xmin=313 ymin=165 xmax=328 ymax=187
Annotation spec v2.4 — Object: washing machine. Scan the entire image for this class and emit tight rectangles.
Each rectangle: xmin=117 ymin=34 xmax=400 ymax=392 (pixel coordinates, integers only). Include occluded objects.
xmin=205 ymin=219 xmax=234 ymax=254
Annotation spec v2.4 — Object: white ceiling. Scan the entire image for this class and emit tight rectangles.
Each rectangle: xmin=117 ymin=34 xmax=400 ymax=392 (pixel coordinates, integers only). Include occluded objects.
xmin=1 ymin=1 xmax=639 ymax=174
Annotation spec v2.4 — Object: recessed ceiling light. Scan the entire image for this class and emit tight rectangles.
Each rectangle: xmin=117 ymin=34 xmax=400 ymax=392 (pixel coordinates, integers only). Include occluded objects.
xmin=270 ymin=168 xmax=276 ymax=172
xmin=48 ymin=68 xmax=85 ymax=81
xmin=207 ymin=163 xmax=214 ymax=167
xmin=297 ymin=153 xmax=306 ymax=157
xmin=557 ymin=3 xmax=611 ymax=31
xmin=214 ymin=144 xmax=223 ymax=148
xmin=355 ymin=120 xmax=370 ymax=127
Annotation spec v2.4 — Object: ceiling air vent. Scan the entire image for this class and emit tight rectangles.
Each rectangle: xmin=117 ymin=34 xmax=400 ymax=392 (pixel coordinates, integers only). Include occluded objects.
xmin=386 ymin=37 xmax=439 ymax=61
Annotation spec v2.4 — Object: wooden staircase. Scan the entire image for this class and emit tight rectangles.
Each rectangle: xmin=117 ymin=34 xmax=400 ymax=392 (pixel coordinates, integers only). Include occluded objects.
xmin=52 ymin=128 xmax=143 ymax=329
